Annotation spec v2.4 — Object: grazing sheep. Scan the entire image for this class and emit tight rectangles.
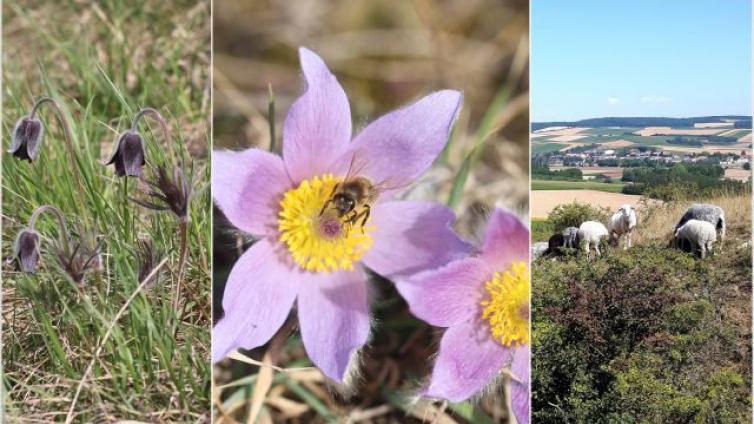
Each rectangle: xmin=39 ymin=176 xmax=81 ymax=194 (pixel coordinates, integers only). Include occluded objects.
xmin=607 ymin=204 xmax=637 ymax=249
xmin=675 ymin=204 xmax=725 ymax=248
xmin=545 ymin=233 xmax=565 ymax=257
xmin=532 ymin=242 xmax=549 ymax=259
xmin=562 ymin=226 xmax=580 ymax=249
xmin=674 ymin=219 xmax=717 ymax=258
xmin=578 ymin=221 xmax=609 ymax=258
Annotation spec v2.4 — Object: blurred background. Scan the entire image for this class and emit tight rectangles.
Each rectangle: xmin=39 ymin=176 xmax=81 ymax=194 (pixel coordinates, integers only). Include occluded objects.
xmin=213 ymin=0 xmax=528 ymax=422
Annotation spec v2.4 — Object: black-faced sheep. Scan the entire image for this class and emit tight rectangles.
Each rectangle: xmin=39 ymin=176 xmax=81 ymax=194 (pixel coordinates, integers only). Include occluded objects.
xmin=578 ymin=221 xmax=609 ymax=258
xmin=675 ymin=204 xmax=725 ymax=248
xmin=607 ymin=204 xmax=637 ymax=249
xmin=674 ymin=219 xmax=716 ymax=259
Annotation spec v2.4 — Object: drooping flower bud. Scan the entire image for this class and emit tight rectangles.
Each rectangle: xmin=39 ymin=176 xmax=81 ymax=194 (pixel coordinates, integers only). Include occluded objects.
xmin=106 ymin=131 xmax=146 ymax=177
xmin=8 ymin=117 xmax=44 ymax=161
xmin=13 ymin=229 xmax=41 ymax=273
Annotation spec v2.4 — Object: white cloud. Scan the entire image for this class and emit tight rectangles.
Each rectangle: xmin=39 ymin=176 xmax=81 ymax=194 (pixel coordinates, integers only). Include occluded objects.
xmin=640 ymin=96 xmax=673 ymax=104
xmin=607 ymin=97 xmax=620 ymax=105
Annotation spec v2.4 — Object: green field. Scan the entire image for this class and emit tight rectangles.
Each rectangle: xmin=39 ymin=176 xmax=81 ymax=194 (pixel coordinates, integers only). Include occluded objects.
xmin=719 ymin=129 xmax=752 ymax=139
xmin=532 ymin=179 xmax=627 ymax=192
xmin=532 ymin=142 xmax=569 ymax=153
xmin=583 ymin=127 xmax=640 ymax=136
xmin=531 ymin=218 xmax=552 ymax=242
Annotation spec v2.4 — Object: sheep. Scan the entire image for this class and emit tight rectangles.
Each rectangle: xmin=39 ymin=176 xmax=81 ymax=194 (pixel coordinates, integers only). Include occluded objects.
xmin=674 ymin=219 xmax=716 ymax=258
xmin=546 ymin=233 xmax=565 ymax=256
xmin=562 ymin=226 xmax=580 ymax=249
xmin=675 ymin=204 xmax=725 ymax=248
xmin=578 ymin=221 xmax=609 ymax=258
xmin=607 ymin=204 xmax=637 ymax=249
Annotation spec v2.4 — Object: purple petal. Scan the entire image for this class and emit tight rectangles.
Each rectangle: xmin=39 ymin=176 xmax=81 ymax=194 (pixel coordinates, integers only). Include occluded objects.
xmin=425 ymin=318 xmax=512 ymax=402
xmin=212 ymin=148 xmax=291 ymax=236
xmin=480 ymin=208 xmax=529 ymax=271
xmin=362 ymin=201 xmax=472 ymax=279
xmin=212 ymin=239 xmax=301 ymax=362
xmin=396 ymin=258 xmax=492 ymax=327
xmin=347 ymin=90 xmax=462 ymax=190
xmin=297 ymin=269 xmax=370 ymax=382
xmin=283 ymin=48 xmax=352 ymax=183
xmin=510 ymin=345 xmax=530 ymax=424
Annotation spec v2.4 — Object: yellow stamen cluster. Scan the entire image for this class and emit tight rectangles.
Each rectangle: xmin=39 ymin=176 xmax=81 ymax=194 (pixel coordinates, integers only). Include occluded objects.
xmin=278 ymin=175 xmax=373 ymax=273
xmin=480 ymin=261 xmax=530 ymax=346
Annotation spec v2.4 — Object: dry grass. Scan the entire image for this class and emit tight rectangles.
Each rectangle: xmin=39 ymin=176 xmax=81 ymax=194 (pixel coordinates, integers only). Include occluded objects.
xmin=633 ymin=194 xmax=751 ymax=246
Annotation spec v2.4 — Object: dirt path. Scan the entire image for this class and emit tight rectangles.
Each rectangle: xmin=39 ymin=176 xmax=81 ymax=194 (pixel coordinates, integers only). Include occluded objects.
xmin=531 ymin=189 xmax=644 ymax=218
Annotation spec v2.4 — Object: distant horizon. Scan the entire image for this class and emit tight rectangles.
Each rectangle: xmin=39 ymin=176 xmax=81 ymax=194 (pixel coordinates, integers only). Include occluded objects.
xmin=532 ymin=0 xmax=752 ymax=122
xmin=532 ymin=114 xmax=752 ymax=124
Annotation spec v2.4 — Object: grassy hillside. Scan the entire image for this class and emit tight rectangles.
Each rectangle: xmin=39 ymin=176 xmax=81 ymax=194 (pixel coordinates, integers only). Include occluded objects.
xmin=533 ymin=194 xmax=752 ymax=422
xmin=2 ymin=1 xmax=210 ymax=421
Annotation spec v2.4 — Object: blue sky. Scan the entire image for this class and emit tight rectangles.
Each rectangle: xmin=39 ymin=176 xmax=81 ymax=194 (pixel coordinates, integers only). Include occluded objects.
xmin=531 ymin=0 xmax=752 ymax=122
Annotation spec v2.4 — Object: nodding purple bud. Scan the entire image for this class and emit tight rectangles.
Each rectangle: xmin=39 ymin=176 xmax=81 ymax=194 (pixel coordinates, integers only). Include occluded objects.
xmin=8 ymin=117 xmax=44 ymax=161
xmin=106 ymin=131 xmax=145 ymax=177
xmin=14 ymin=229 xmax=41 ymax=273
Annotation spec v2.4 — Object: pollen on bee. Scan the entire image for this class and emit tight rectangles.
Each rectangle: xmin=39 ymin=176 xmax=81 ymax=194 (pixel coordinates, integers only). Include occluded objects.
xmin=277 ymin=174 xmax=375 ymax=273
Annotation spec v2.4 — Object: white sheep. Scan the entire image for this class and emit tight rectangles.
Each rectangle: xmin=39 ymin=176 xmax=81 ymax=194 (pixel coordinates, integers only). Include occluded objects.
xmin=675 ymin=204 xmax=725 ymax=248
xmin=674 ymin=219 xmax=717 ymax=259
xmin=607 ymin=204 xmax=637 ymax=249
xmin=578 ymin=221 xmax=609 ymax=258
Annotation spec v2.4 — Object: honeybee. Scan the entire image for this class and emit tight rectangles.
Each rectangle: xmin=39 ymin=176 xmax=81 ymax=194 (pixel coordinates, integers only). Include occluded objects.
xmin=319 ymin=154 xmax=397 ymax=232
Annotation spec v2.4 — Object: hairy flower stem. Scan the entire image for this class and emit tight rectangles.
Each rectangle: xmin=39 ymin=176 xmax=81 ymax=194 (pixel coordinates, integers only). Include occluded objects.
xmin=29 ymin=97 xmax=87 ymax=210
xmin=29 ymin=205 xmax=70 ymax=258
xmin=173 ymin=218 xmax=189 ymax=311
xmin=131 ymin=107 xmax=175 ymax=163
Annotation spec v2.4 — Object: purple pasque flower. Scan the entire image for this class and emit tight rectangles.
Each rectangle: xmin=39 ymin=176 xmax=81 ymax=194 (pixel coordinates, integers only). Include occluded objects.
xmin=106 ymin=130 xmax=145 ymax=177
xmin=396 ymin=208 xmax=530 ymax=424
xmin=8 ymin=116 xmax=44 ymax=161
xmin=212 ymin=47 xmax=471 ymax=383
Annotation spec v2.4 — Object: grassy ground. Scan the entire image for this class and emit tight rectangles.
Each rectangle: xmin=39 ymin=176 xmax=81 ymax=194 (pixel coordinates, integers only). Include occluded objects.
xmin=532 ymin=194 xmax=752 ymax=422
xmin=2 ymin=1 xmax=210 ymax=421
xmin=531 ymin=180 xmax=626 ymax=193
xmin=531 ymin=218 xmax=551 ymax=243
xmin=212 ymin=0 xmax=529 ymax=422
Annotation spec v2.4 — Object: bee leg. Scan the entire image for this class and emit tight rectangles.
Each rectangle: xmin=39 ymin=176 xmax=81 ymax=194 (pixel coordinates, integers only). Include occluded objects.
xmin=319 ymin=183 xmax=340 ymax=216
xmin=351 ymin=205 xmax=371 ymax=234
xmin=319 ymin=199 xmax=333 ymax=216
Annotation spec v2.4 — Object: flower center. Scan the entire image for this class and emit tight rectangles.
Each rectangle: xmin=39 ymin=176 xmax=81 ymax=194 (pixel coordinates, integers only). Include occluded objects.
xmin=480 ymin=261 xmax=530 ymax=346
xmin=278 ymin=175 xmax=373 ymax=273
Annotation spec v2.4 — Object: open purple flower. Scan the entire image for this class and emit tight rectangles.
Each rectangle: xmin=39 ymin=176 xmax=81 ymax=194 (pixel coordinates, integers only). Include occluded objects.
xmin=212 ymin=47 xmax=471 ymax=383
xmin=396 ymin=208 xmax=530 ymax=423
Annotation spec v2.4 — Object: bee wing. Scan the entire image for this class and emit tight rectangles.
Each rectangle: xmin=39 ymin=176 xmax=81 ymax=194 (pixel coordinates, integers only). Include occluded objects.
xmin=371 ymin=176 xmax=411 ymax=198
xmin=342 ymin=150 xmax=370 ymax=181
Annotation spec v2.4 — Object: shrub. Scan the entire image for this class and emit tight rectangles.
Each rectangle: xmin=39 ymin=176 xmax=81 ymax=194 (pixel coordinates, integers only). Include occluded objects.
xmin=533 ymin=245 xmax=751 ymax=423
xmin=546 ymin=201 xmax=611 ymax=233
